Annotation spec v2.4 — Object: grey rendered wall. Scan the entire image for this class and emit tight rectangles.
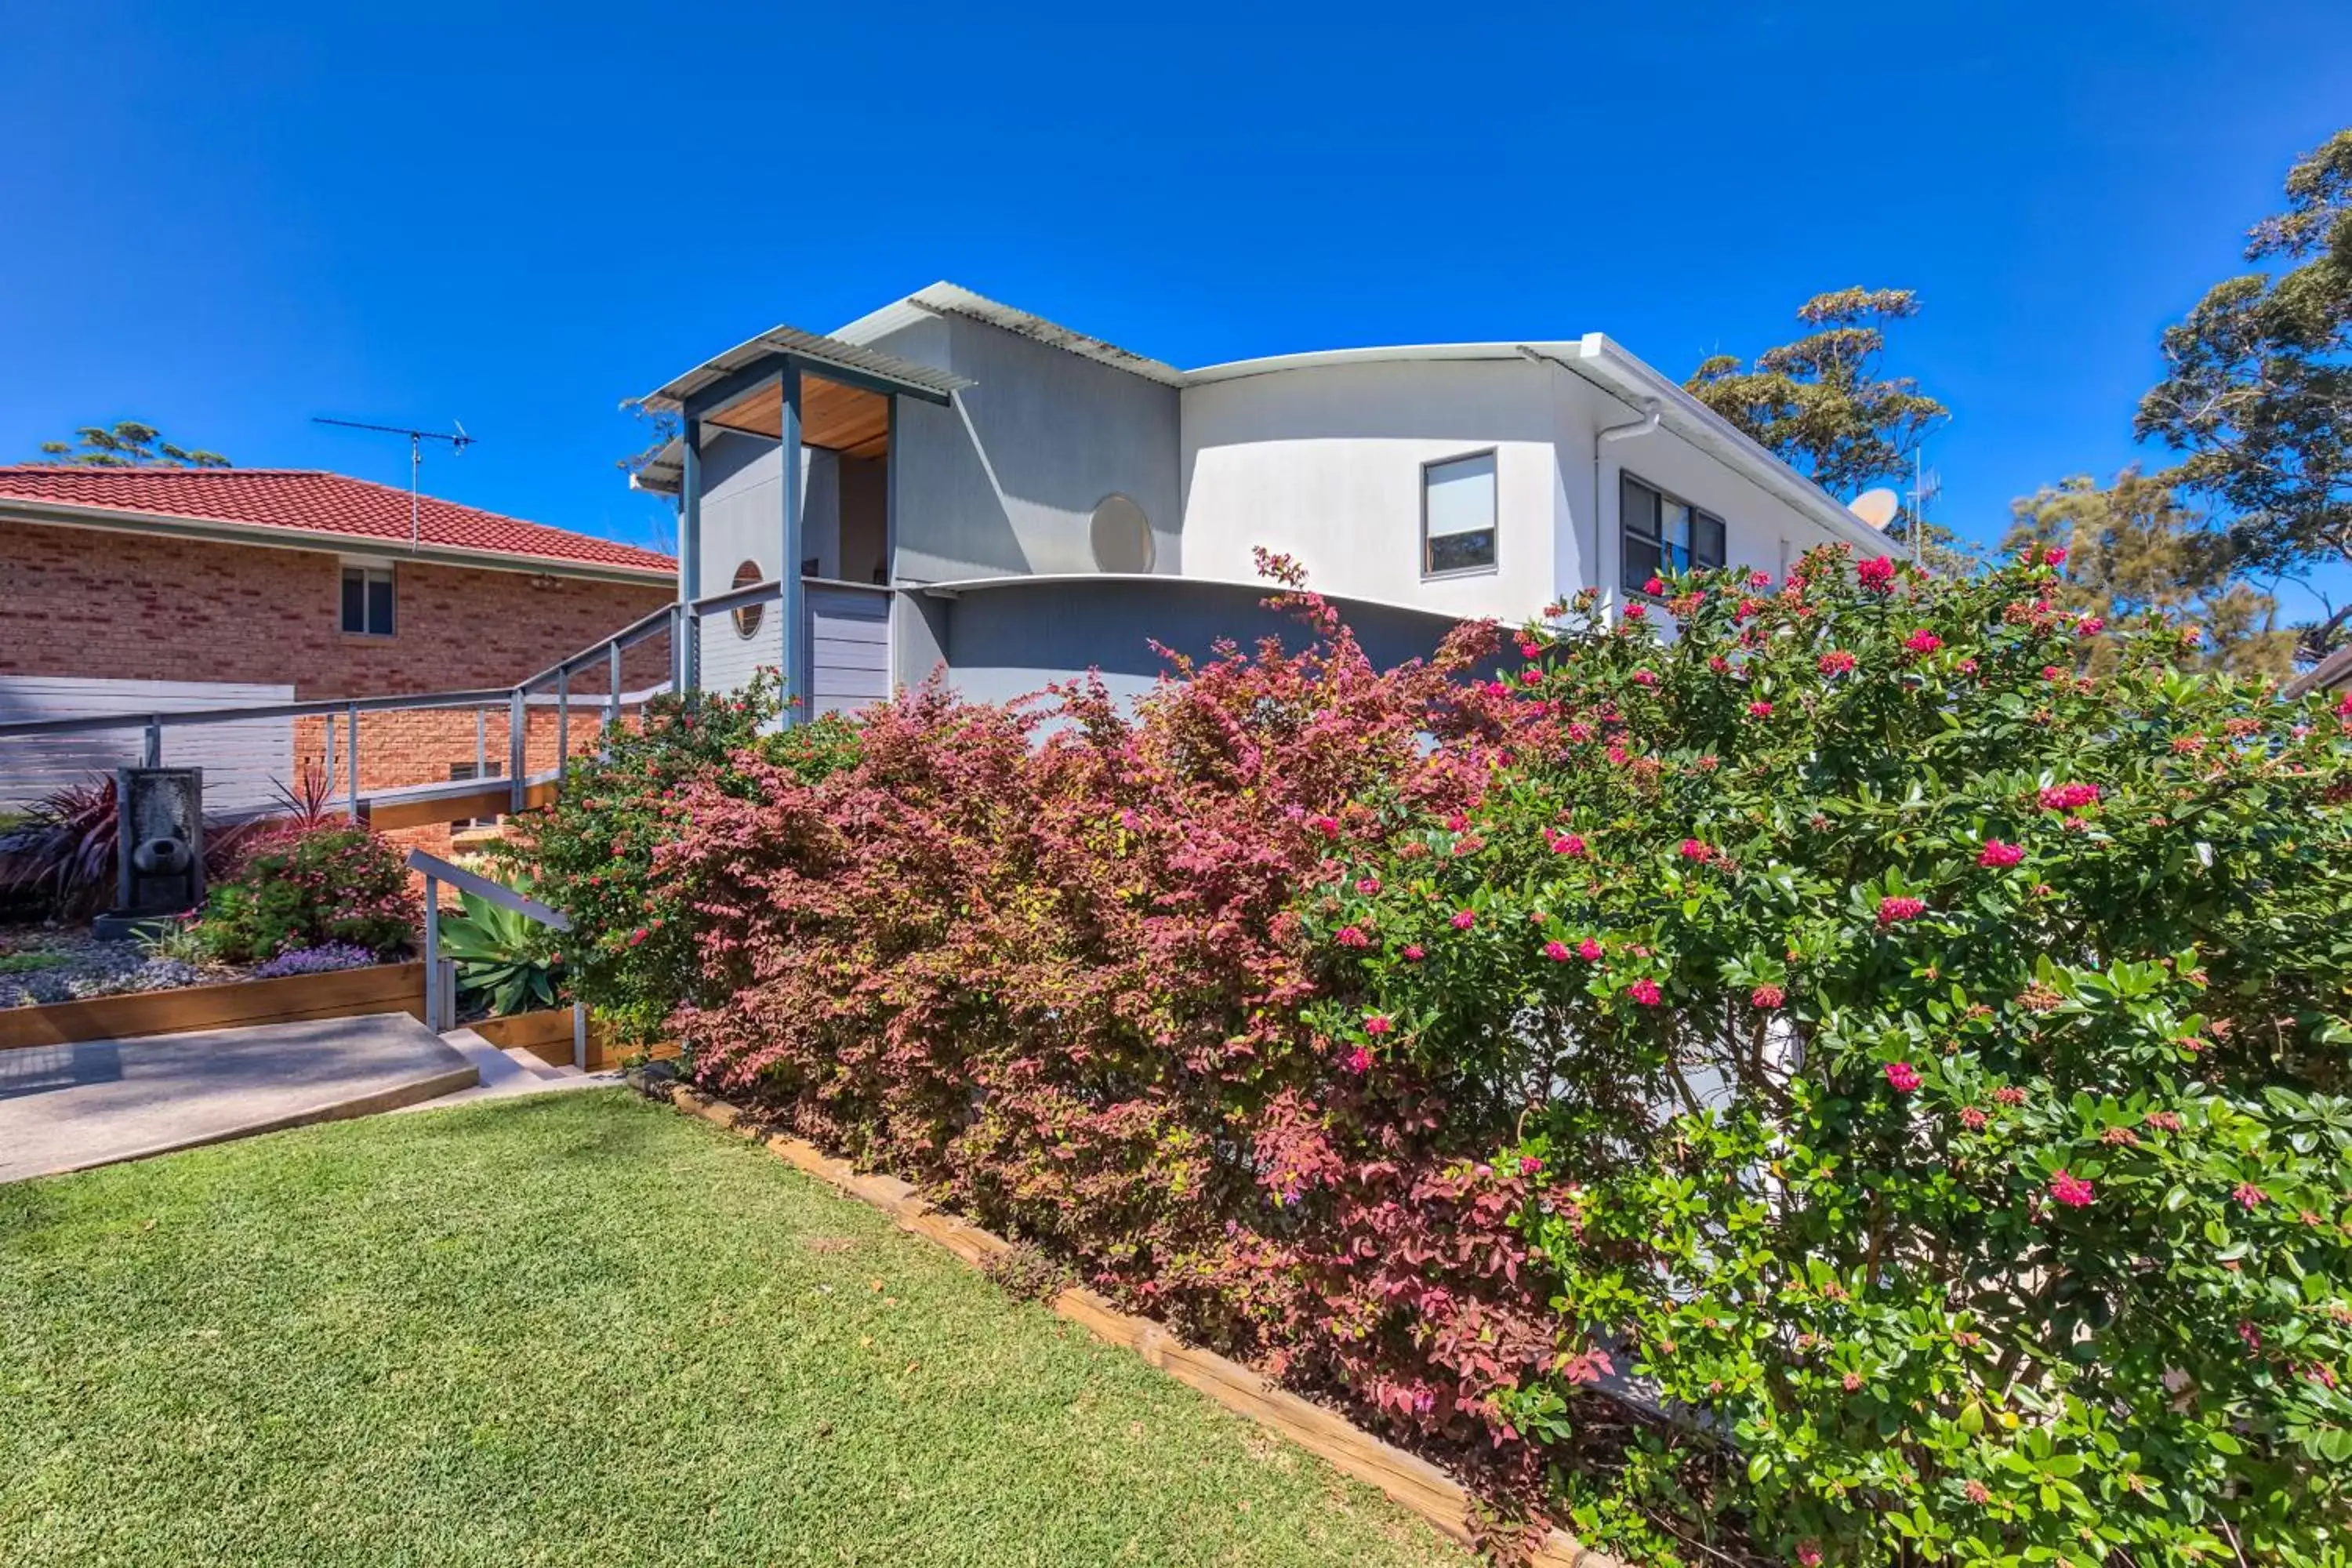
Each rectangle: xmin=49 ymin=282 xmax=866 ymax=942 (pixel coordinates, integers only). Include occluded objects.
xmin=860 ymin=314 xmax=1182 ymax=585
xmin=917 ymin=579 xmax=1462 ymax=710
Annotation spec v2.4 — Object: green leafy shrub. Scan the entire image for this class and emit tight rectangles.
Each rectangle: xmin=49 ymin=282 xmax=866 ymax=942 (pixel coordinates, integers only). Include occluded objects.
xmin=615 ymin=545 xmax=2352 ymax=1567
xmin=506 ymin=675 xmax=860 ymax=1043
xmin=201 ymin=826 xmax=412 ymax=963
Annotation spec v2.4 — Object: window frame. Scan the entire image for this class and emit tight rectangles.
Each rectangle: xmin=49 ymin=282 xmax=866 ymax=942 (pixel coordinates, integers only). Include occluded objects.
xmin=1420 ymin=448 xmax=1501 ymax=580
xmin=339 ymin=563 xmax=396 ymax=637
xmin=1619 ymin=472 xmax=1726 ymax=597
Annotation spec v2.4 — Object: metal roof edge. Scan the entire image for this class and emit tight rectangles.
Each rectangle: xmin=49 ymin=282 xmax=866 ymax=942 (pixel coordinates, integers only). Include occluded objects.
xmin=909 ymin=282 xmax=1189 ymax=387
xmin=908 ymin=570 xmax=1475 ymax=628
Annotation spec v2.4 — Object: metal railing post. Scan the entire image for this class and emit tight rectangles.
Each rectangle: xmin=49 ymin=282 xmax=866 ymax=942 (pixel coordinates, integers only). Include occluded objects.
xmin=605 ymin=638 xmax=622 ymax=753
xmin=572 ymin=1000 xmax=588 ymax=1073
xmin=507 ymin=688 xmax=527 ymax=814
xmin=475 ymin=707 xmax=487 ymax=780
xmin=322 ymin=715 xmax=336 ymax=797
xmin=422 ymin=873 xmax=442 ymax=1031
xmin=345 ymin=702 xmax=361 ymax=821
xmin=141 ymin=717 xmax=162 ymax=768
xmin=556 ymin=662 xmax=571 ymax=786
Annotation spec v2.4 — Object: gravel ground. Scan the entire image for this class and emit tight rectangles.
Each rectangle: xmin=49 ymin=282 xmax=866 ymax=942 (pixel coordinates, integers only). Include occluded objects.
xmin=0 ymin=927 xmax=238 ymax=1009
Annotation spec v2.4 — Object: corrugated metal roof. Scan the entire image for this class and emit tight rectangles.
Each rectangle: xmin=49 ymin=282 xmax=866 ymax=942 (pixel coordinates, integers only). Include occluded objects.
xmin=909 ymin=282 xmax=1189 ymax=387
xmin=640 ymin=324 xmax=969 ymax=412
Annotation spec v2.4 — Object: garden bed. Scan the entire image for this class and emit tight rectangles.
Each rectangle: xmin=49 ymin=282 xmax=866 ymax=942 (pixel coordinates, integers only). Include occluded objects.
xmin=0 ymin=959 xmax=425 ymax=1051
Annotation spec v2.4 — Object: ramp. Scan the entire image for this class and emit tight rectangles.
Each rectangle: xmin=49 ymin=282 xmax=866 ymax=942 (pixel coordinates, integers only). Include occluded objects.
xmin=0 ymin=1013 xmax=477 ymax=1181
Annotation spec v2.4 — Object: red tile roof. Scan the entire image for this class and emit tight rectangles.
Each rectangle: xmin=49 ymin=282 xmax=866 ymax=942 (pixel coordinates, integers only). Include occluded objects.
xmin=0 ymin=466 xmax=675 ymax=577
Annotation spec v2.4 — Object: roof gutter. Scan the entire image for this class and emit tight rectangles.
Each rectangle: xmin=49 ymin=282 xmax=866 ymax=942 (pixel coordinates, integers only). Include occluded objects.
xmin=0 ymin=499 xmax=675 ymax=586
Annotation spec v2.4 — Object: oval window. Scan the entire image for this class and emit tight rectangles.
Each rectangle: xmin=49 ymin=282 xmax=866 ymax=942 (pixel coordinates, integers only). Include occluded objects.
xmin=1089 ymin=494 xmax=1155 ymax=574
xmin=731 ymin=560 xmax=765 ymax=640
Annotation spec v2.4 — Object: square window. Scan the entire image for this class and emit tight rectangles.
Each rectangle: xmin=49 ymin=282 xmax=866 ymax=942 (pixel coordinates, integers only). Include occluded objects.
xmin=1621 ymin=472 xmax=1730 ymax=592
xmin=1423 ymin=452 xmax=1497 ymax=576
xmin=341 ymin=565 xmax=394 ymax=636
xmin=448 ymin=760 xmax=502 ymax=829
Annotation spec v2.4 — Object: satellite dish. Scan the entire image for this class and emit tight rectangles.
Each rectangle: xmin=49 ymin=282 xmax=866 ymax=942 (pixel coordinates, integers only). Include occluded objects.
xmin=1849 ymin=488 xmax=1900 ymax=529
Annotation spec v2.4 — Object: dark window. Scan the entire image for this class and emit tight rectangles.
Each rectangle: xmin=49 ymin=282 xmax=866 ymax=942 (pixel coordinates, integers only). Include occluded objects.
xmin=341 ymin=565 xmax=395 ymax=636
xmin=1423 ymin=452 xmax=1497 ymax=575
xmin=1621 ymin=474 xmax=1726 ymax=594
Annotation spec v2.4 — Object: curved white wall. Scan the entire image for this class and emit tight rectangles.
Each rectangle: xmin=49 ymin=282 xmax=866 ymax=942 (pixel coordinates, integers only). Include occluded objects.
xmin=1178 ymin=358 xmax=1574 ymax=622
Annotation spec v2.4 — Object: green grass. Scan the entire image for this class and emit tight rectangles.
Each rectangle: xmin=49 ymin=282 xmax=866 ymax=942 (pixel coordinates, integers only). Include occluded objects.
xmin=0 ymin=1090 xmax=1471 ymax=1568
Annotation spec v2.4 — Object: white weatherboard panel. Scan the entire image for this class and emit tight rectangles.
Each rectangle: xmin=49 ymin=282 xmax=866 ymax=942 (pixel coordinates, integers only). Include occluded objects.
xmin=0 ymin=677 xmax=295 ymax=813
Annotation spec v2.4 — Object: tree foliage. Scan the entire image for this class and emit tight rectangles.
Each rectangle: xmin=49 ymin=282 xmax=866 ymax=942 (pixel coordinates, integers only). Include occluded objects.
xmin=36 ymin=419 xmax=230 ymax=468
xmin=2138 ymin=128 xmax=2352 ymax=653
xmin=1687 ymin=288 xmax=1948 ymax=499
xmin=2000 ymin=468 xmax=2298 ymax=678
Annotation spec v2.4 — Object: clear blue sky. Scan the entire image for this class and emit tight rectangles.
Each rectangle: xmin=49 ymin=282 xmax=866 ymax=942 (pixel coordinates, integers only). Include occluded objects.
xmin=3 ymin=2 xmax=2347 ymax=610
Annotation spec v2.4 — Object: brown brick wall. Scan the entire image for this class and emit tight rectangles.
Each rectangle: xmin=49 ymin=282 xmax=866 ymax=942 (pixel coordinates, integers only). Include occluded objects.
xmin=2 ymin=517 xmax=676 ymax=815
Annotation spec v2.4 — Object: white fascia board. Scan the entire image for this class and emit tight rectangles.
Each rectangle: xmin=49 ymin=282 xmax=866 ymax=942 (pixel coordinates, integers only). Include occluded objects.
xmin=1569 ymin=335 xmax=1894 ymax=556
xmin=1181 ymin=341 xmax=1567 ymax=386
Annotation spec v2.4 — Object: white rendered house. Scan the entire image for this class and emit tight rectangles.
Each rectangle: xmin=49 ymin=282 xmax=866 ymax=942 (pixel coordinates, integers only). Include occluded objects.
xmin=634 ymin=283 xmax=1891 ymax=713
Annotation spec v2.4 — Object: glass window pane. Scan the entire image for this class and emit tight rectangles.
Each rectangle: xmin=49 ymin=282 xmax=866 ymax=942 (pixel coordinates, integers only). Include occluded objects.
xmin=341 ymin=570 xmax=365 ymax=633
xmin=1620 ymin=474 xmax=1660 ymax=543
xmin=1425 ymin=452 xmax=1496 ymax=572
xmin=366 ymin=573 xmax=394 ymax=635
xmin=1695 ymin=512 xmax=1726 ymax=568
xmin=1621 ymin=537 xmax=1662 ymax=594
xmin=1661 ymin=500 xmax=1693 ymax=561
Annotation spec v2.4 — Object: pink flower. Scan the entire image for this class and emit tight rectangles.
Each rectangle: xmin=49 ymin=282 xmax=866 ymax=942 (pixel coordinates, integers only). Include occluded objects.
xmin=1642 ymin=575 xmax=1664 ymax=597
xmin=2038 ymin=782 xmax=2100 ymax=812
xmin=1483 ymin=680 xmax=1511 ymax=698
xmin=1544 ymin=940 xmax=1572 ymax=962
xmin=1626 ymin=978 xmax=1663 ymax=1007
xmin=627 ymin=927 xmax=649 ymax=947
xmin=1517 ymin=641 xmax=1542 ymax=659
xmin=1519 ymin=1155 xmax=1544 ymax=1176
xmin=1336 ymin=925 xmax=1372 ymax=949
xmin=1856 ymin=556 xmax=1897 ymax=591
xmin=1957 ymin=658 xmax=1979 ymax=676
xmin=1450 ymin=909 xmax=1476 ymax=931
xmin=1877 ymin=895 xmax=1926 ymax=926
xmin=1883 ymin=1060 xmax=1922 ymax=1093
xmin=1817 ymin=649 xmax=1857 ymax=676
xmin=1797 ymin=1541 xmax=1824 ymax=1568
xmin=1994 ymin=1086 xmax=2028 ymax=1107
xmin=2044 ymin=545 xmax=2067 ymax=566
xmin=1519 ymin=666 xmax=1544 ymax=686
xmin=2233 ymin=1182 xmax=2267 ymax=1210
xmin=1354 ymin=877 xmax=1381 ymax=896
xmin=1977 ymin=839 xmax=2024 ymax=868
xmin=1308 ymin=813 xmax=1341 ymax=839
xmin=1446 ymin=813 xmax=1469 ymax=833
xmin=1903 ymin=628 xmax=1943 ymax=655
xmin=1631 ymin=668 xmax=1659 ymax=686
xmin=1550 ymin=832 xmax=1586 ymax=857
xmin=1749 ymin=569 xmax=1773 ymax=589
xmin=1577 ymin=937 xmax=1603 ymax=961
xmin=2049 ymin=1171 xmax=2096 ymax=1208
xmin=1344 ymin=1046 xmax=1373 ymax=1075
xmin=2078 ymin=616 xmax=2105 ymax=637
xmin=1364 ymin=1014 xmax=1395 ymax=1036
xmin=1750 ymin=983 xmax=1784 ymax=1010
xmin=1960 ymin=1106 xmax=1987 ymax=1130
xmin=1623 ymin=603 xmax=1647 ymax=622
xmin=1401 ymin=944 xmax=1425 ymax=962
xmin=1679 ymin=839 xmax=1711 ymax=862
xmin=1746 ymin=700 xmax=1773 ymax=719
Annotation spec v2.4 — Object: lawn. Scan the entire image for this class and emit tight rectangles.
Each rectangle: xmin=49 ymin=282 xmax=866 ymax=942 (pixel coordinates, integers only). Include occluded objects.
xmin=0 ymin=1090 xmax=1470 ymax=1568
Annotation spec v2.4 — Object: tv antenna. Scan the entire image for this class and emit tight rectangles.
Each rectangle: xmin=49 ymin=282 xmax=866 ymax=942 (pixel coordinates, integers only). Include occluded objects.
xmin=311 ymin=417 xmax=476 ymax=551
xmin=1905 ymin=448 xmax=1944 ymax=564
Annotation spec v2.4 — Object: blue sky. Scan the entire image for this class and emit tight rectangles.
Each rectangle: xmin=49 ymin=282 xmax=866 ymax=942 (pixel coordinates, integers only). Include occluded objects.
xmin=3 ymin=2 xmax=2347 ymax=612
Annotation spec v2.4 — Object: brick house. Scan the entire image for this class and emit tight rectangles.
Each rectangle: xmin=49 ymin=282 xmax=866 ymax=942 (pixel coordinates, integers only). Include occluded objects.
xmin=0 ymin=466 xmax=676 ymax=849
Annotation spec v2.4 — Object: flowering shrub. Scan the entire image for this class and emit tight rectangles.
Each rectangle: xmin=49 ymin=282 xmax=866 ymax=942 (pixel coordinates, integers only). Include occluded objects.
xmin=610 ymin=548 xmax=2352 ymax=1566
xmin=507 ymin=675 xmax=862 ymax=1043
xmin=200 ymin=827 xmax=412 ymax=962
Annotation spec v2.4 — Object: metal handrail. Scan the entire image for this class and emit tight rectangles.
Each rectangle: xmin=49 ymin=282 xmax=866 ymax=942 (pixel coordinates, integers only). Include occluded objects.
xmin=408 ymin=847 xmax=587 ymax=1066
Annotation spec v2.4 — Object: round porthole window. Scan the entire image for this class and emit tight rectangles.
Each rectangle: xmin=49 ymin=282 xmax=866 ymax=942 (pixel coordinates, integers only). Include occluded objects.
xmin=731 ymin=560 xmax=765 ymax=639
xmin=1089 ymin=494 xmax=1155 ymax=574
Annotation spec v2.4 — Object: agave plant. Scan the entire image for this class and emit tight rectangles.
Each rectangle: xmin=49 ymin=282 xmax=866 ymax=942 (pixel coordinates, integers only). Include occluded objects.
xmin=437 ymin=883 xmax=564 ymax=1018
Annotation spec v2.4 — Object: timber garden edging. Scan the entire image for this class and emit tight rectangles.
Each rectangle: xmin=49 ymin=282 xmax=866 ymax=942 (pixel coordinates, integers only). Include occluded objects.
xmin=642 ymin=1074 xmax=1630 ymax=1568
xmin=0 ymin=960 xmax=426 ymax=1051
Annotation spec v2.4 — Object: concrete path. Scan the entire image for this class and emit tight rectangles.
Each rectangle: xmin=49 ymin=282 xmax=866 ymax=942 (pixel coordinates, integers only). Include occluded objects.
xmin=395 ymin=1027 xmax=619 ymax=1111
xmin=0 ymin=1013 xmax=477 ymax=1181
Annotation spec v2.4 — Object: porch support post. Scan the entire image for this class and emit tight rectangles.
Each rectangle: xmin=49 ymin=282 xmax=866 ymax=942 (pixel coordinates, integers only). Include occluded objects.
xmin=421 ymin=873 xmax=442 ymax=1032
xmin=345 ymin=702 xmax=361 ymax=821
xmin=776 ymin=365 xmax=804 ymax=731
xmin=677 ymin=416 xmax=703 ymax=695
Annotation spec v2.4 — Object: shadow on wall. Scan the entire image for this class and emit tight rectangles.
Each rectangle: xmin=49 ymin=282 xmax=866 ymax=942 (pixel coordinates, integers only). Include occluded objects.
xmin=923 ymin=577 xmax=1476 ymax=710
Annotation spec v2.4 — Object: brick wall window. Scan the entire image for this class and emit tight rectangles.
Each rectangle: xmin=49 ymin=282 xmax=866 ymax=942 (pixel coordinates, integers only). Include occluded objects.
xmin=341 ymin=564 xmax=396 ymax=637
xmin=448 ymin=760 xmax=502 ymax=829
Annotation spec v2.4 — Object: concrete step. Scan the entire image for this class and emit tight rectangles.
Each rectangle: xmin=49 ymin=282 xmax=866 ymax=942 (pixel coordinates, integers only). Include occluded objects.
xmin=400 ymin=1027 xmax=615 ymax=1111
